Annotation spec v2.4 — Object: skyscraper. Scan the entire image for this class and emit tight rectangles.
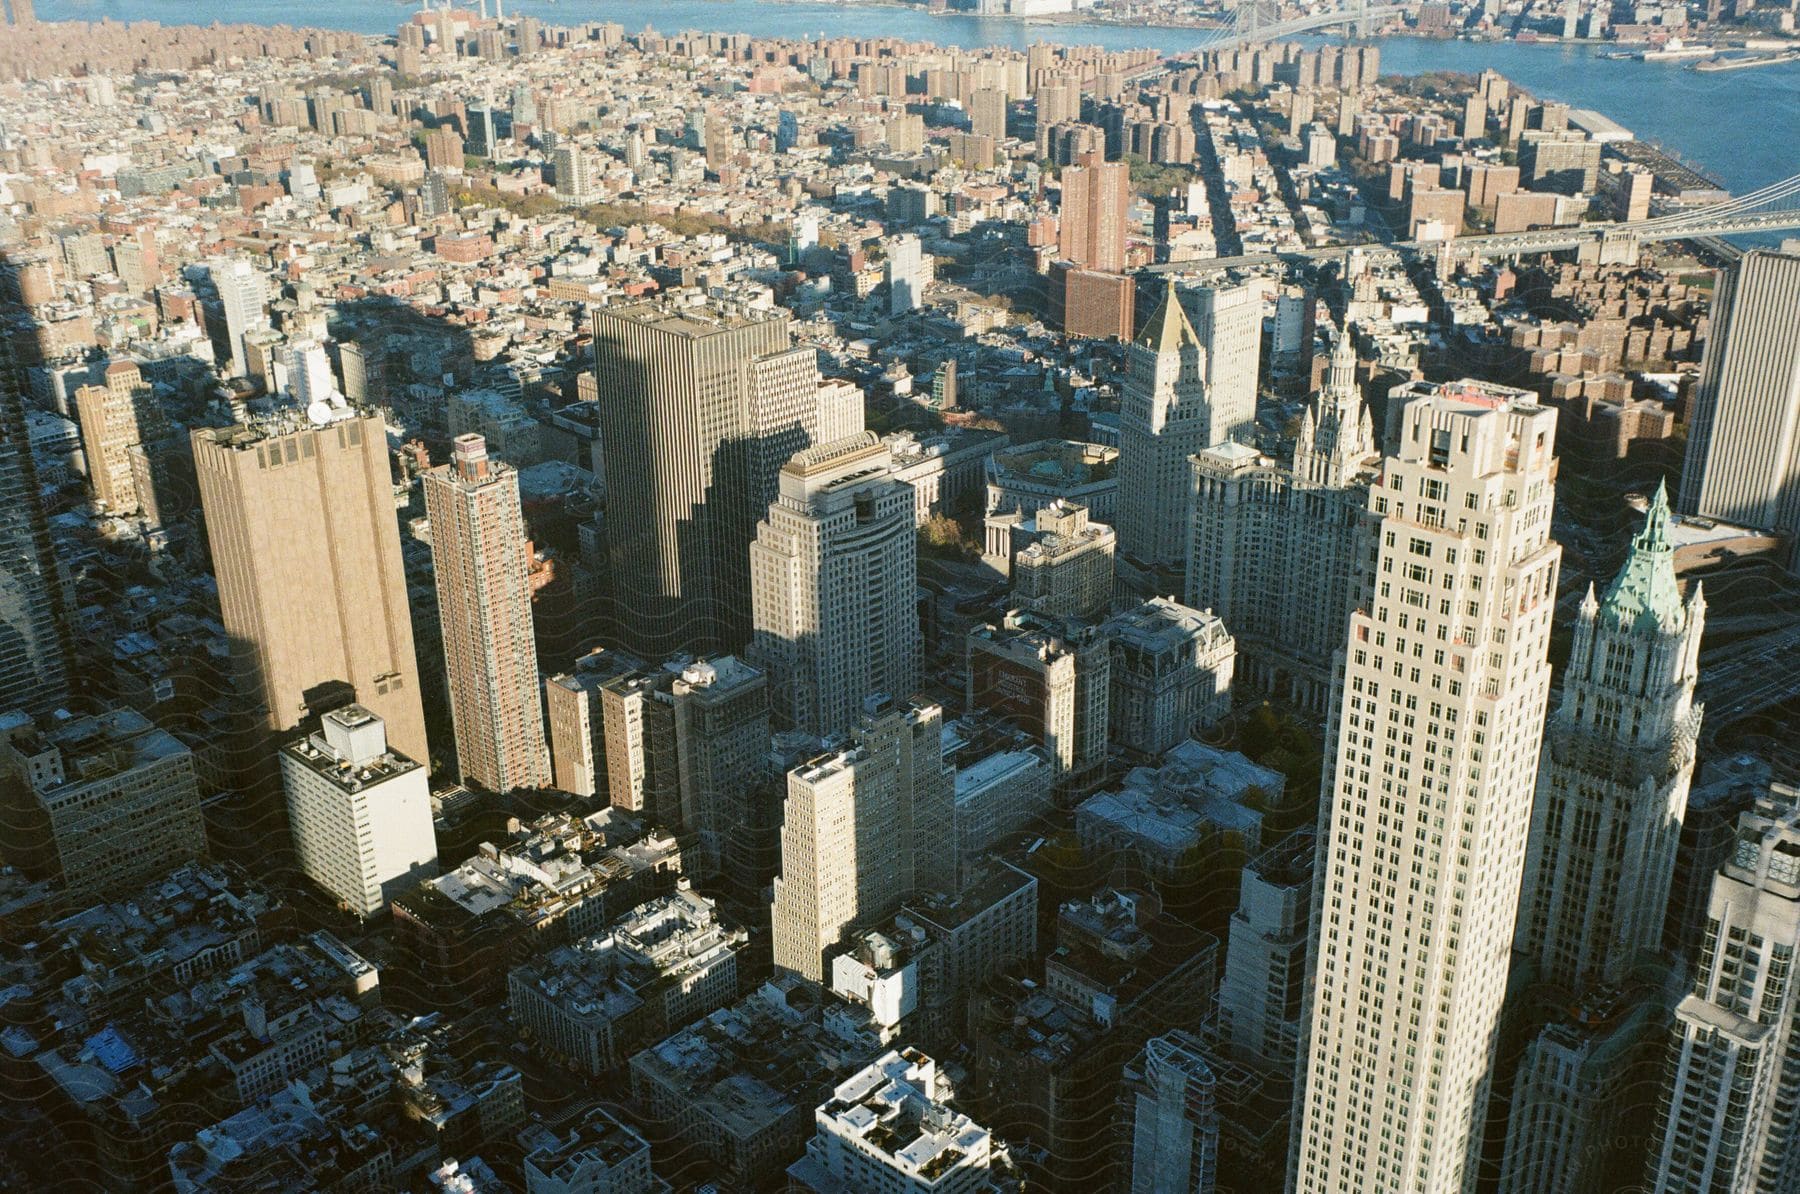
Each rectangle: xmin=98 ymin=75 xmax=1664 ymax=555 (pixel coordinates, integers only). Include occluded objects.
xmin=422 ymin=433 xmax=549 ymax=793
xmin=1680 ymin=250 xmax=1800 ymax=570
xmin=191 ymin=406 xmax=427 ymax=766
xmin=969 ymin=87 xmax=1007 ymax=142
xmin=1185 ymin=281 xmax=1262 ymax=447
xmin=209 ymin=257 xmax=270 ymax=379
xmin=771 ymin=697 xmax=953 ymax=981
xmin=1515 ymin=485 xmax=1706 ymax=991
xmin=0 ymin=331 xmax=68 ymax=715
xmin=1292 ymin=384 xmax=1562 ymax=1194
xmin=593 ymin=302 xmax=822 ymax=658
xmin=1058 ymin=156 xmax=1129 ymax=273
xmin=1499 ymin=487 xmax=1706 ymax=1194
xmin=1117 ymin=285 xmax=1212 ymax=574
xmin=1646 ymin=790 xmax=1800 ymax=1194
xmin=749 ymin=432 xmax=918 ymax=737
xmin=886 ymin=235 xmax=924 ymax=316
xmin=1188 ymin=329 xmax=1377 ymax=714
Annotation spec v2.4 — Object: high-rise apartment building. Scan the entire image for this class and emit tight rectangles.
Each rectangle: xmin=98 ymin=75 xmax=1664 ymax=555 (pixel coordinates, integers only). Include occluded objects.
xmin=749 ymin=432 xmax=918 ymax=737
xmin=593 ymin=302 xmax=823 ymax=658
xmin=1058 ymin=156 xmax=1129 ymax=273
xmin=1218 ymin=831 xmax=1314 ymax=1072
xmin=73 ymin=361 xmax=166 ymax=514
xmin=1292 ymin=385 xmax=1562 ymax=1194
xmin=1117 ymin=286 xmax=1213 ymax=574
xmin=0 ymin=707 xmax=205 ymax=905
xmin=886 ymin=235 xmax=924 ymax=316
xmin=1188 ymin=329 xmax=1377 ymax=714
xmin=209 ymin=257 xmax=270 ymax=379
xmin=771 ymin=697 xmax=953 ymax=982
xmin=192 ymin=407 xmax=427 ymax=766
xmin=0 ymin=337 xmax=68 ymax=715
xmin=1679 ymin=251 xmax=1800 ymax=571
xmin=1647 ymin=790 xmax=1800 ymax=1194
xmin=544 ymin=650 xmax=639 ymax=800
xmin=1499 ymin=488 xmax=1705 ymax=1194
xmin=970 ymin=87 xmax=1008 ymax=142
xmin=422 ymin=433 xmax=549 ymax=794
xmin=553 ymin=145 xmax=595 ymax=204
xmin=280 ymin=705 xmax=435 ymax=920
xmin=1122 ymin=1030 xmax=1220 ymax=1194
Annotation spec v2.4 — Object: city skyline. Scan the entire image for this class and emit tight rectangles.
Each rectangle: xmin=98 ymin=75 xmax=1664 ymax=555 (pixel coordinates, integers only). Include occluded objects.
xmin=1 ymin=6 xmax=1797 ymax=1190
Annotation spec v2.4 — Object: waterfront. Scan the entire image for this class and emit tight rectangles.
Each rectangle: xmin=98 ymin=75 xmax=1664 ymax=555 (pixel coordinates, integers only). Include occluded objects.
xmin=31 ymin=0 xmax=1800 ymax=194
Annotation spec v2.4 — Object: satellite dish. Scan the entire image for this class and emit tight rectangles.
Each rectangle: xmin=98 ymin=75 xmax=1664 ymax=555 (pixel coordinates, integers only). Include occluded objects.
xmin=306 ymin=400 xmax=333 ymax=426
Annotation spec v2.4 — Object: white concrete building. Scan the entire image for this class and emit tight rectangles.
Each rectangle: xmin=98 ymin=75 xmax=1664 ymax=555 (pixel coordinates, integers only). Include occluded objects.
xmin=750 ymin=432 xmax=919 ymax=737
xmin=1187 ymin=329 xmax=1378 ymax=715
xmin=771 ymin=699 xmax=953 ymax=982
xmin=281 ymin=705 xmax=436 ymax=919
xmin=792 ymin=1049 xmax=995 ymax=1193
xmin=1292 ymin=385 xmax=1562 ymax=1194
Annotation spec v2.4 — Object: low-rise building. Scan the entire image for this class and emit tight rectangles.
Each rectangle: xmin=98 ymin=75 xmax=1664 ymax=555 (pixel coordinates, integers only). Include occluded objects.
xmin=509 ymin=883 xmax=745 ymax=1075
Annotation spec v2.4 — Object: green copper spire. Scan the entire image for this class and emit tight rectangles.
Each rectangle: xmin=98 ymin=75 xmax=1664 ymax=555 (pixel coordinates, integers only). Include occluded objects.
xmin=1599 ymin=481 xmax=1685 ymax=633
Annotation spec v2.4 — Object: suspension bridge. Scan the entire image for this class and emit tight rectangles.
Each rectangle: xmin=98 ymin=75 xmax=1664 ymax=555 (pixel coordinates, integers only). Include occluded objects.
xmin=1179 ymin=0 xmax=1414 ymax=51
xmin=1144 ymin=168 xmax=1800 ymax=274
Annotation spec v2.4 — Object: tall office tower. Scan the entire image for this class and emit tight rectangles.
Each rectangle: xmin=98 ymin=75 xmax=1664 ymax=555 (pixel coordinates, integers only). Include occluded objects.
xmin=1516 ymin=486 xmax=1706 ymax=989
xmin=423 ymin=434 xmax=549 ymax=794
xmin=1498 ymin=488 xmax=1705 ymax=1194
xmin=1059 ymin=157 xmax=1129 ymax=273
xmin=970 ymin=86 xmax=1008 ymax=141
xmin=1679 ymin=251 xmax=1800 ymax=571
xmin=1187 ymin=329 xmax=1377 ymax=714
xmin=191 ymin=407 xmax=427 ymax=766
xmin=1117 ymin=285 xmax=1212 ymax=574
xmin=0 ymin=336 xmax=68 ymax=715
xmin=209 ymin=257 xmax=270 ymax=379
xmin=1646 ymin=791 xmax=1800 ymax=1194
xmin=1291 ymin=388 xmax=1562 ymax=1194
xmin=1122 ymin=1030 xmax=1220 ymax=1194
xmin=593 ymin=302 xmax=822 ymax=658
xmin=771 ymin=697 xmax=953 ymax=982
xmin=73 ymin=361 xmax=166 ymax=514
xmin=0 ymin=708 xmax=205 ymax=905
xmin=1185 ymin=282 xmax=1262 ymax=447
xmin=280 ymin=705 xmax=435 ymax=920
xmin=553 ymin=145 xmax=595 ymax=204
xmin=886 ymin=235 xmax=924 ymax=316
xmin=749 ymin=433 xmax=918 ymax=737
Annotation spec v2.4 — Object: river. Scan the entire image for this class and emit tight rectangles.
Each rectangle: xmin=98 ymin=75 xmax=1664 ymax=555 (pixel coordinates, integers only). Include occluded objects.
xmin=32 ymin=0 xmax=1800 ymax=194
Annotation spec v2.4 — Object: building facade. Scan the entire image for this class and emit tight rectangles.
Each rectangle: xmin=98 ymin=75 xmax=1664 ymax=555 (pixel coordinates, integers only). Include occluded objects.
xmin=280 ymin=705 xmax=436 ymax=919
xmin=749 ymin=432 xmax=919 ymax=737
xmin=423 ymin=433 xmax=550 ymax=793
xmin=191 ymin=407 xmax=428 ymax=766
xmin=1186 ymin=329 xmax=1377 ymax=715
xmin=1679 ymin=250 xmax=1800 ymax=571
xmin=1291 ymin=386 xmax=1562 ymax=1194
xmin=592 ymin=302 xmax=823 ymax=657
